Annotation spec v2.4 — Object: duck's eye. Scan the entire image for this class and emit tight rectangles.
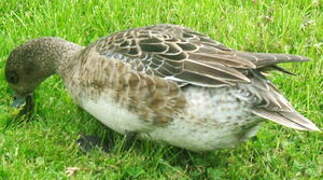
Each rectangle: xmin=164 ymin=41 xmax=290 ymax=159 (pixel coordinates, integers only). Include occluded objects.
xmin=6 ymin=71 xmax=19 ymax=84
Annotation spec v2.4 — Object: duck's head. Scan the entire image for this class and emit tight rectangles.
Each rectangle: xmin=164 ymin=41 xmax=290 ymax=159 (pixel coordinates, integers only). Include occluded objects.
xmin=5 ymin=37 xmax=81 ymax=114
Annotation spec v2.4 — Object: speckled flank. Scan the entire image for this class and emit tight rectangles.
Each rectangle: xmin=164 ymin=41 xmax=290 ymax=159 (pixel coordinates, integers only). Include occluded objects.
xmin=143 ymin=86 xmax=263 ymax=151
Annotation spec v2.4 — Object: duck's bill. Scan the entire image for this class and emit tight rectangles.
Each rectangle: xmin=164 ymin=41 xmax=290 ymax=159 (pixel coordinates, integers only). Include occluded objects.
xmin=11 ymin=93 xmax=34 ymax=115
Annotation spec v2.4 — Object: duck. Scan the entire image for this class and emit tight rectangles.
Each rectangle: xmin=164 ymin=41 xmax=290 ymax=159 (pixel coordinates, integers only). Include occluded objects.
xmin=5 ymin=24 xmax=320 ymax=152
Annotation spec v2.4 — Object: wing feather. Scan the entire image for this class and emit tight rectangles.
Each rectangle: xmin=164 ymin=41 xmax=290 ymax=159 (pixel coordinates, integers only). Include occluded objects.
xmin=236 ymin=52 xmax=309 ymax=67
xmin=183 ymin=59 xmax=251 ymax=83
xmin=247 ymin=77 xmax=319 ymax=131
xmin=95 ymin=24 xmax=255 ymax=87
xmin=95 ymin=24 xmax=310 ymax=87
xmin=252 ymin=109 xmax=319 ymax=131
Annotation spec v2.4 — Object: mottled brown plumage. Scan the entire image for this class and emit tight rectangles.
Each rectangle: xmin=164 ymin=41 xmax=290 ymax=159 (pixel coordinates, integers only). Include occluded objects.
xmin=69 ymin=47 xmax=186 ymax=126
xmin=5 ymin=24 xmax=320 ymax=151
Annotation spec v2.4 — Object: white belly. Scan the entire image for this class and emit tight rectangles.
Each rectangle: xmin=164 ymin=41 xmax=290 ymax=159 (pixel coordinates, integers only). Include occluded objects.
xmin=80 ymin=97 xmax=152 ymax=134
xmin=144 ymin=119 xmax=261 ymax=151
xmin=79 ymin=89 xmax=261 ymax=151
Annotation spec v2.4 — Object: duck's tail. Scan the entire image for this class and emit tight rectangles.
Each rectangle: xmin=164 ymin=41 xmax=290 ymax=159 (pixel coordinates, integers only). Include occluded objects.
xmin=252 ymin=108 xmax=320 ymax=131
xmin=234 ymin=51 xmax=319 ymax=131
xmin=246 ymin=71 xmax=320 ymax=131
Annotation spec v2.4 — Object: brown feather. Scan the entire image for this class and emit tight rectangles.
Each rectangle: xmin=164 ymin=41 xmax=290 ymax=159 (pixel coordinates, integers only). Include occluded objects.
xmin=188 ymin=52 xmax=256 ymax=69
xmin=252 ymin=109 xmax=320 ymax=131
xmin=259 ymin=65 xmax=296 ymax=75
xmin=183 ymin=59 xmax=250 ymax=83
xmin=236 ymin=52 xmax=309 ymax=68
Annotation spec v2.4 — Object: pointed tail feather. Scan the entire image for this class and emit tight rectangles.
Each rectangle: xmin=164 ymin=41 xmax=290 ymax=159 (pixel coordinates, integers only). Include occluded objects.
xmin=237 ymin=52 xmax=310 ymax=68
xmin=258 ymin=65 xmax=297 ymax=75
xmin=252 ymin=108 xmax=320 ymax=131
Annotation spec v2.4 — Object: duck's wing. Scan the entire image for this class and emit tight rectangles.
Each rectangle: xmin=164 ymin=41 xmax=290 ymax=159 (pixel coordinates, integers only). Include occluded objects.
xmin=95 ymin=24 xmax=309 ymax=87
xmin=94 ymin=24 xmax=253 ymax=87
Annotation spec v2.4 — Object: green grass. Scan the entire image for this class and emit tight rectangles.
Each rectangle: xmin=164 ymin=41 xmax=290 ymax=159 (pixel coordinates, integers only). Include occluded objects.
xmin=0 ymin=0 xmax=322 ymax=179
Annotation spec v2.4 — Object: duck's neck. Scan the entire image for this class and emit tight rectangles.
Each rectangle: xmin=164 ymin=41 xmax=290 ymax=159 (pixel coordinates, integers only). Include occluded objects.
xmin=28 ymin=37 xmax=83 ymax=78
xmin=49 ymin=38 xmax=83 ymax=77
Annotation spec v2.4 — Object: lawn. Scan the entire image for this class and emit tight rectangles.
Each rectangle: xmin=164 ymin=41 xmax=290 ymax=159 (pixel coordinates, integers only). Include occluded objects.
xmin=0 ymin=0 xmax=322 ymax=179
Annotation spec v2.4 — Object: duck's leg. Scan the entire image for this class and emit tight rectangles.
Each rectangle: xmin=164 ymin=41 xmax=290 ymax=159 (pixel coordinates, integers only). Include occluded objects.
xmin=76 ymin=131 xmax=137 ymax=153
xmin=121 ymin=131 xmax=137 ymax=150
xmin=77 ymin=135 xmax=111 ymax=153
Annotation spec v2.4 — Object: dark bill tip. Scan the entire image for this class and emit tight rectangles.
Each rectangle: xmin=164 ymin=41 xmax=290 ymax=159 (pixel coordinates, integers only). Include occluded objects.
xmin=11 ymin=95 xmax=26 ymax=108
xmin=11 ymin=93 xmax=34 ymax=115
